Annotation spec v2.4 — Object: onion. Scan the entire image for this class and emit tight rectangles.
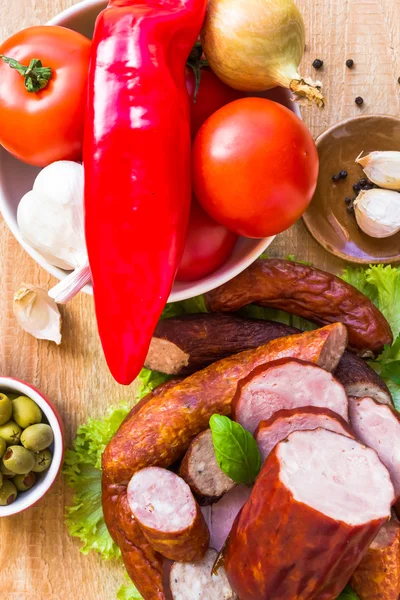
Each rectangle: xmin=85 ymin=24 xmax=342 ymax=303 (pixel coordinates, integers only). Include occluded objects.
xmin=201 ymin=0 xmax=324 ymax=107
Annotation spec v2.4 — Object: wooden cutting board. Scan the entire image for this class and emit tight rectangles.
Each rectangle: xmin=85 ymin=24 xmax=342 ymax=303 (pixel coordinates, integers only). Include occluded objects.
xmin=0 ymin=0 xmax=399 ymax=598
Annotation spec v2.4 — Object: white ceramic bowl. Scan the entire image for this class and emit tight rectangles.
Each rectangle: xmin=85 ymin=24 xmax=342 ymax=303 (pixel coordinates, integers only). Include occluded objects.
xmin=0 ymin=378 xmax=63 ymax=517
xmin=0 ymin=0 xmax=300 ymax=302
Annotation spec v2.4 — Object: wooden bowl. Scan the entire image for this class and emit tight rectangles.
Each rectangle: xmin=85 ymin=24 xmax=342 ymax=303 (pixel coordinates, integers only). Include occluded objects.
xmin=303 ymin=115 xmax=400 ymax=264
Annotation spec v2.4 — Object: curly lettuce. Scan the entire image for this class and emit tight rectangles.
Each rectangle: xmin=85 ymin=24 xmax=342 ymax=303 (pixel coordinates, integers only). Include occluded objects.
xmin=342 ymin=264 xmax=400 ymax=410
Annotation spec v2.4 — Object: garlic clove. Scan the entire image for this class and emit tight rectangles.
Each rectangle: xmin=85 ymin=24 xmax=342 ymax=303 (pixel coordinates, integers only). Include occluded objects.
xmin=356 ymin=151 xmax=400 ymax=190
xmin=354 ymin=188 xmax=400 ymax=238
xmin=13 ymin=285 xmax=62 ymax=344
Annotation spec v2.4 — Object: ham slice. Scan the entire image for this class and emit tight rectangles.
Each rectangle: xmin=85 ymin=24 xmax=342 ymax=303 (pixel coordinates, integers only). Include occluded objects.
xmin=255 ymin=407 xmax=354 ymax=462
xmin=232 ymin=358 xmax=349 ymax=434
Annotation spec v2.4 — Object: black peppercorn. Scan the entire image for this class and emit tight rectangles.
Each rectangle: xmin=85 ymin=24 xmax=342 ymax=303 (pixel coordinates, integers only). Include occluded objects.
xmin=355 ymin=96 xmax=364 ymax=105
xmin=347 ymin=205 xmax=355 ymax=214
xmin=359 ymin=178 xmax=367 ymax=186
xmin=332 ymin=173 xmax=341 ymax=183
xmin=353 ymin=182 xmax=361 ymax=192
xmin=344 ymin=197 xmax=352 ymax=205
xmin=339 ymin=170 xmax=348 ymax=179
xmin=346 ymin=59 xmax=354 ymax=68
xmin=312 ymin=59 xmax=324 ymax=69
xmin=363 ymin=184 xmax=373 ymax=190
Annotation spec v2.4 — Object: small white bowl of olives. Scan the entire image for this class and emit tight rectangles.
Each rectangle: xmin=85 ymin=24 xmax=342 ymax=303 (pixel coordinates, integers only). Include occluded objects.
xmin=0 ymin=377 xmax=63 ymax=516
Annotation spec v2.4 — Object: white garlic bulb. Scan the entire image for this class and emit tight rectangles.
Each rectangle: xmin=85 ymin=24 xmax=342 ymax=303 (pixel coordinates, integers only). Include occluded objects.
xmin=354 ymin=189 xmax=400 ymax=238
xmin=356 ymin=151 xmax=400 ymax=190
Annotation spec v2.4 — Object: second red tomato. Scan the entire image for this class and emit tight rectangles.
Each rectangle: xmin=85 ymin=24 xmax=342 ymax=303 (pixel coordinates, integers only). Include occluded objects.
xmin=176 ymin=199 xmax=238 ymax=282
xmin=192 ymin=98 xmax=319 ymax=238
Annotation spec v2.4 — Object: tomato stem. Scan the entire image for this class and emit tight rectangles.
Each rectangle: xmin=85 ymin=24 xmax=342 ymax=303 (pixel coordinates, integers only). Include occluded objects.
xmin=0 ymin=55 xmax=52 ymax=93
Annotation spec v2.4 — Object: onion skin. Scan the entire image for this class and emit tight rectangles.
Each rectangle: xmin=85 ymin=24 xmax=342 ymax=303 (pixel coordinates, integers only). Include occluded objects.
xmin=202 ymin=0 xmax=324 ymax=107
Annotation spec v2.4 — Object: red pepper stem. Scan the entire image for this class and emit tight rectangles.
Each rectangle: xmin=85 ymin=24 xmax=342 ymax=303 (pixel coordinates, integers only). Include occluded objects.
xmin=0 ymin=55 xmax=52 ymax=93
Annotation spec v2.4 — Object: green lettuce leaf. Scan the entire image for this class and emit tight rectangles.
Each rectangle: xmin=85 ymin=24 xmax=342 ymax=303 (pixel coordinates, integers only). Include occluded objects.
xmin=366 ymin=265 xmax=400 ymax=339
xmin=63 ymin=401 xmax=131 ymax=559
xmin=135 ymin=368 xmax=171 ymax=401
xmin=337 ymin=586 xmax=359 ymax=599
xmin=117 ymin=578 xmax=142 ymax=600
xmin=342 ymin=264 xmax=400 ymax=411
xmin=341 ymin=267 xmax=378 ymax=304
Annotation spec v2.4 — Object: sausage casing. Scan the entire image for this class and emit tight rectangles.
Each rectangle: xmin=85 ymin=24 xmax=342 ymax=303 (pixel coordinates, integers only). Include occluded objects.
xmin=205 ymin=259 xmax=392 ymax=356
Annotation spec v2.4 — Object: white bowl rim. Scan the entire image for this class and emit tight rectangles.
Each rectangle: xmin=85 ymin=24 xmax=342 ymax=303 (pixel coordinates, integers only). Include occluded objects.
xmin=0 ymin=0 xmax=305 ymax=303
xmin=0 ymin=377 xmax=64 ymax=517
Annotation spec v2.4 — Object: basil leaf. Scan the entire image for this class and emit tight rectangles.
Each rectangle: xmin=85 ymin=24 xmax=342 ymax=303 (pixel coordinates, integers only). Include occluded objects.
xmin=210 ymin=414 xmax=261 ymax=486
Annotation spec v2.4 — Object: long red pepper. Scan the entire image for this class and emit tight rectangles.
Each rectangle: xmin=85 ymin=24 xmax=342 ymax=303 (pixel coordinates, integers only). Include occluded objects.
xmin=84 ymin=0 xmax=206 ymax=385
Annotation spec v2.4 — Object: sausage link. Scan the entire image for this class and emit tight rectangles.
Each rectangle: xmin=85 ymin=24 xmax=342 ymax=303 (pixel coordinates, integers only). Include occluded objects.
xmin=224 ymin=429 xmax=394 ymax=600
xmin=145 ymin=314 xmax=298 ymax=375
xmin=102 ymin=381 xmax=181 ymax=600
xmin=350 ymin=516 xmax=400 ymax=600
xmin=205 ymin=259 xmax=392 ymax=356
xmin=103 ymin=324 xmax=347 ymax=484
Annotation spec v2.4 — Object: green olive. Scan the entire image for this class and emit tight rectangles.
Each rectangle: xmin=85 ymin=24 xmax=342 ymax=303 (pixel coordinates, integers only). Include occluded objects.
xmin=3 ymin=446 xmax=35 ymax=475
xmin=0 ymin=472 xmax=3 ymax=490
xmin=0 ymin=462 xmax=16 ymax=478
xmin=0 ymin=421 xmax=22 ymax=445
xmin=12 ymin=472 xmax=36 ymax=492
xmin=0 ymin=437 xmax=6 ymax=460
xmin=0 ymin=394 xmax=12 ymax=426
xmin=0 ymin=480 xmax=17 ymax=505
xmin=32 ymin=449 xmax=53 ymax=473
xmin=21 ymin=424 xmax=53 ymax=452
xmin=12 ymin=396 xmax=42 ymax=429
xmin=6 ymin=393 xmax=20 ymax=401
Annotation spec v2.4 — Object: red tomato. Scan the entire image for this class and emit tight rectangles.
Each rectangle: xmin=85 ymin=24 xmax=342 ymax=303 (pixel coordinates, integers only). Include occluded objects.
xmin=0 ymin=26 xmax=91 ymax=167
xmin=192 ymin=98 xmax=319 ymax=238
xmin=186 ymin=67 xmax=243 ymax=138
xmin=176 ymin=199 xmax=238 ymax=282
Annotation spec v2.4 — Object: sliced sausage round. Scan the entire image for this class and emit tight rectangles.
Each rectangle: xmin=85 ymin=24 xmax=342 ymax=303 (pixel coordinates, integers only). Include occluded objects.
xmin=232 ymin=357 xmax=349 ymax=434
xmin=255 ymin=407 xmax=354 ymax=462
xmin=127 ymin=467 xmax=209 ymax=562
xmin=224 ymin=428 xmax=394 ymax=600
xmin=169 ymin=548 xmax=237 ymax=600
xmin=179 ymin=429 xmax=235 ymax=505
xmin=349 ymin=396 xmax=400 ymax=505
xmin=350 ymin=514 xmax=400 ymax=600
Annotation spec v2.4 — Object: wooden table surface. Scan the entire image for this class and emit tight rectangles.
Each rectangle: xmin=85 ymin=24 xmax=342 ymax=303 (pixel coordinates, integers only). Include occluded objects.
xmin=0 ymin=0 xmax=399 ymax=598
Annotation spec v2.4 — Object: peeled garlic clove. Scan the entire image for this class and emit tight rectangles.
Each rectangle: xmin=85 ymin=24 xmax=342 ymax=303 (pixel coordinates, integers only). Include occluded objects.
xmin=356 ymin=151 xmax=400 ymax=190
xmin=13 ymin=285 xmax=62 ymax=344
xmin=354 ymin=188 xmax=400 ymax=238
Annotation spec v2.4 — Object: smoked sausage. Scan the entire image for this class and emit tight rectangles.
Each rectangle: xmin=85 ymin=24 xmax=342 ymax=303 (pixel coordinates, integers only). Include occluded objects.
xmin=255 ymin=407 xmax=354 ymax=462
xmin=334 ymin=352 xmax=392 ymax=406
xmin=204 ymin=259 xmax=393 ymax=356
xmin=350 ymin=515 xmax=400 ymax=600
xmin=127 ymin=467 xmax=209 ymax=562
xmin=169 ymin=549 xmax=237 ymax=599
xmin=103 ymin=323 xmax=347 ymax=484
xmin=179 ymin=429 xmax=235 ymax=505
xmin=145 ymin=314 xmax=298 ymax=375
xmin=224 ymin=428 xmax=394 ymax=600
xmin=232 ymin=358 xmax=349 ymax=434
